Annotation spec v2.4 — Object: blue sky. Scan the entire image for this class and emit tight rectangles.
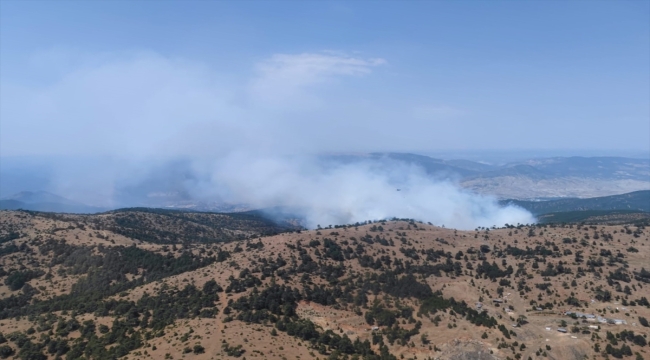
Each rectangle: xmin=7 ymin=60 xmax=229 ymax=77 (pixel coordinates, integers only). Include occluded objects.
xmin=1 ymin=1 xmax=649 ymax=157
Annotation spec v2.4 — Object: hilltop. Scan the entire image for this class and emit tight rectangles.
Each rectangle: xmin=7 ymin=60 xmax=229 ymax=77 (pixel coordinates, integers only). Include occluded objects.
xmin=0 ymin=209 xmax=648 ymax=360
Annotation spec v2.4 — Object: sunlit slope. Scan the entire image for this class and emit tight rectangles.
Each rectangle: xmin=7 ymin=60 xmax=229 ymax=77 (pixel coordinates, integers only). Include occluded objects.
xmin=0 ymin=210 xmax=648 ymax=360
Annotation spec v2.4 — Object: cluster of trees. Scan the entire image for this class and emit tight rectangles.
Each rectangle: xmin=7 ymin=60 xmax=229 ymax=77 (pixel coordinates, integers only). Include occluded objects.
xmin=0 ymin=281 xmax=221 ymax=359
xmin=322 ymin=238 xmax=345 ymax=261
xmin=418 ymin=291 xmax=497 ymax=328
xmin=634 ymin=268 xmax=650 ymax=283
xmin=225 ymin=269 xmax=262 ymax=293
xmin=476 ymin=261 xmax=513 ymax=280
xmin=540 ymin=262 xmax=572 ymax=277
xmin=229 ymin=282 xmax=396 ymax=359
xmin=364 ymin=302 xmax=412 ymax=327
xmin=382 ymin=322 xmax=421 ymax=346
xmin=505 ymin=245 xmax=556 ymax=258
xmin=0 ymin=243 xmax=21 ymax=258
xmin=4 ymin=269 xmax=44 ymax=291
xmin=605 ymin=343 xmax=633 ymax=358
xmin=221 ymin=342 xmax=245 ymax=357
xmin=1 ymin=240 xmax=216 ymax=320
xmin=607 ymin=268 xmax=632 ymax=283
xmin=0 ymin=232 xmax=21 ymax=245
xmin=606 ymin=330 xmax=647 ymax=348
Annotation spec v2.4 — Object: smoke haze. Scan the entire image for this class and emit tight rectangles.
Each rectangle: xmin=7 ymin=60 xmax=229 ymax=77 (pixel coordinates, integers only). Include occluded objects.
xmin=210 ymin=154 xmax=535 ymax=229
xmin=2 ymin=51 xmax=539 ymax=228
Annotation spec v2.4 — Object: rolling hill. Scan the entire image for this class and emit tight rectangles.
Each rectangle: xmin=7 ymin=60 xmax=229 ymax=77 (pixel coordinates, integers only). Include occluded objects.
xmin=0 ymin=209 xmax=648 ymax=360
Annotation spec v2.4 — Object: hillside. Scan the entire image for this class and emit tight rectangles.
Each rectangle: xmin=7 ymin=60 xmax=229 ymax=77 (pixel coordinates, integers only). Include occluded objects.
xmin=0 ymin=210 xmax=649 ymax=360
xmin=535 ymin=211 xmax=650 ymax=225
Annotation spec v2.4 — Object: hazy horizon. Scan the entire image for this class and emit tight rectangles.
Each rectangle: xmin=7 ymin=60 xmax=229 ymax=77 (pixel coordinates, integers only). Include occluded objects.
xmin=2 ymin=150 xmax=649 ymax=200
xmin=1 ymin=1 xmax=648 ymax=227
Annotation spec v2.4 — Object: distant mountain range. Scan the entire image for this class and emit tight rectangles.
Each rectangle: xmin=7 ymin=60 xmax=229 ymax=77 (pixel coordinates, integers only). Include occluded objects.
xmin=2 ymin=155 xmax=648 ymax=215
xmin=0 ymin=191 xmax=107 ymax=213
xmin=3 ymin=187 xmax=649 ymax=226
xmin=357 ymin=153 xmax=649 ymax=181
xmin=358 ymin=154 xmax=650 ymax=199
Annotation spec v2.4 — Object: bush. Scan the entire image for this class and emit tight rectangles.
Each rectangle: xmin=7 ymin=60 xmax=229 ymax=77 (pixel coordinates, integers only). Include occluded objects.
xmin=222 ymin=342 xmax=245 ymax=357
xmin=0 ymin=345 xmax=14 ymax=359
xmin=639 ymin=316 xmax=649 ymax=328
xmin=193 ymin=344 xmax=205 ymax=354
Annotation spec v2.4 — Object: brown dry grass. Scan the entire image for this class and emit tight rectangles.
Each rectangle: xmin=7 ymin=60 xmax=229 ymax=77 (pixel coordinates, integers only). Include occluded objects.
xmin=1 ymin=211 xmax=649 ymax=359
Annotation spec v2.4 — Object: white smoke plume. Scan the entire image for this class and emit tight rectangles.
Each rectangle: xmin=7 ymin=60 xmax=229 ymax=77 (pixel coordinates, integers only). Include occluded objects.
xmin=1 ymin=51 xmax=536 ymax=229
xmin=206 ymin=153 xmax=534 ymax=229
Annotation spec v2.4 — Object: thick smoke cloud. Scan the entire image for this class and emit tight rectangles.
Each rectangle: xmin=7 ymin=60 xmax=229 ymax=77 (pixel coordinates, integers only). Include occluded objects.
xmin=0 ymin=51 xmax=535 ymax=228
xmin=210 ymin=154 xmax=534 ymax=229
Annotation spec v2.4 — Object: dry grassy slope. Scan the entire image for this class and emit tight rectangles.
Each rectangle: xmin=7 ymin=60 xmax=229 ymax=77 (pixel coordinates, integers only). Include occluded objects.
xmin=0 ymin=208 xmax=290 ymax=244
xmin=0 ymin=210 xmax=649 ymax=360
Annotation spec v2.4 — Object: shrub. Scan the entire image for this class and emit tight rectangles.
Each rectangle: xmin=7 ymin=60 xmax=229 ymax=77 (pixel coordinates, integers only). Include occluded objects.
xmin=0 ymin=346 xmax=14 ymax=359
xmin=639 ymin=316 xmax=649 ymax=328
xmin=193 ymin=345 xmax=205 ymax=354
